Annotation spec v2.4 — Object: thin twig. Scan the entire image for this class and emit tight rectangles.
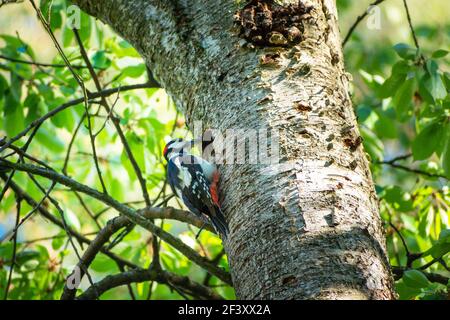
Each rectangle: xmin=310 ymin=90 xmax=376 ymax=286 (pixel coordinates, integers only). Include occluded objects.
xmin=73 ymin=191 xmax=102 ymax=230
xmin=392 ymin=266 xmax=449 ymax=285
xmin=29 ymin=0 xmax=108 ymax=194
xmin=21 ymin=232 xmax=97 ymax=244
xmin=0 ymin=82 xmax=150 ymax=154
xmin=60 ymin=215 xmax=130 ymax=300
xmin=1 ymin=174 xmax=136 ymax=268
xmin=376 ymin=154 xmax=448 ymax=180
xmin=0 ymin=124 xmax=42 ymax=213
xmin=62 ymin=114 xmax=86 ymax=175
xmin=73 ymin=30 xmax=150 ymax=204
xmin=402 ymin=0 xmax=420 ymax=50
xmin=3 ymin=196 xmax=21 ymax=300
xmin=24 ymin=171 xmax=100 ymax=298
xmin=9 ymin=181 xmax=56 ymax=238
xmin=342 ymin=0 xmax=388 ymax=47
xmin=0 ymin=54 xmax=95 ymax=69
xmin=0 ymin=160 xmax=232 ymax=285
xmin=71 ymin=31 xmax=155 ymax=265
xmin=93 ymin=88 xmax=121 ymax=138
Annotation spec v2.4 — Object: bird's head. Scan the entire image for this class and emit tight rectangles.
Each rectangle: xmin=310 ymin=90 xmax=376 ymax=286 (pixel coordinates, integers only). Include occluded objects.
xmin=163 ymin=138 xmax=196 ymax=160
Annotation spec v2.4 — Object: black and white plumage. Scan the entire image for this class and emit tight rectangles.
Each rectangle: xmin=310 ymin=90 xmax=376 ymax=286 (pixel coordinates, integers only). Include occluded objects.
xmin=163 ymin=138 xmax=229 ymax=238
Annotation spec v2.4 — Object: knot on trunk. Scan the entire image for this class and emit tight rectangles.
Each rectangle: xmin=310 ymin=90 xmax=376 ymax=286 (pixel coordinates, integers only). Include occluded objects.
xmin=234 ymin=0 xmax=313 ymax=47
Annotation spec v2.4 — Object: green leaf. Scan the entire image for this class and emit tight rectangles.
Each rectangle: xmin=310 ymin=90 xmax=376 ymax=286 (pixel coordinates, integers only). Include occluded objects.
xmin=418 ymin=206 xmax=434 ymax=237
xmin=412 ymin=121 xmax=443 ymax=160
xmin=91 ymin=50 xmax=111 ymax=69
xmin=24 ymin=92 xmax=46 ymax=125
xmin=40 ymin=0 xmax=64 ymax=30
xmin=424 ymin=60 xmax=447 ymax=101
xmin=392 ymin=77 xmax=415 ymax=120
xmin=9 ymin=72 xmax=22 ymax=102
xmin=48 ymin=97 xmax=75 ymax=131
xmin=62 ymin=25 xmax=74 ymax=47
xmin=107 ymin=39 xmax=141 ymax=58
xmin=15 ymin=250 xmax=40 ymax=266
xmin=78 ymin=13 xmax=92 ymax=43
xmin=402 ymin=270 xmax=430 ymax=289
xmin=378 ymin=61 xmax=410 ymax=99
xmin=395 ymin=280 xmax=421 ymax=300
xmin=51 ymin=236 xmax=65 ymax=251
xmin=438 ymin=229 xmax=450 ymax=243
xmin=444 ymin=72 xmax=450 ymax=91
xmin=360 ymin=126 xmax=384 ymax=161
xmin=374 ymin=112 xmax=397 ymax=139
xmin=383 ymin=186 xmax=414 ymax=212
xmin=121 ymin=64 xmax=146 ymax=79
xmin=442 ymin=125 xmax=450 ymax=177
xmin=35 ymin=125 xmax=65 ymax=153
xmin=0 ymin=243 xmax=13 ymax=259
xmin=91 ymin=253 xmax=116 ymax=273
xmin=37 ymin=83 xmax=54 ymax=101
xmin=3 ymin=95 xmax=24 ymax=137
xmin=432 ymin=49 xmax=449 ymax=59
xmin=426 ymin=243 xmax=450 ymax=259
xmin=393 ymin=43 xmax=417 ymax=60
xmin=0 ymin=74 xmax=8 ymax=98
xmin=127 ymin=131 xmax=145 ymax=170
xmin=35 ymin=244 xmax=50 ymax=262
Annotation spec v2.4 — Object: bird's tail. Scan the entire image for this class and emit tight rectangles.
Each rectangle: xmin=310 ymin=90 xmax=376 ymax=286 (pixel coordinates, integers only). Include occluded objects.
xmin=210 ymin=206 xmax=229 ymax=239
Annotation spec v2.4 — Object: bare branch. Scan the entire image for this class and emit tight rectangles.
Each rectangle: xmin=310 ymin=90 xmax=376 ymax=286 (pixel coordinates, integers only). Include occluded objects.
xmin=0 ymin=54 xmax=93 ymax=69
xmin=376 ymin=154 xmax=448 ymax=180
xmin=402 ymin=0 xmax=420 ymax=50
xmin=0 ymin=161 xmax=232 ymax=285
xmin=0 ymin=0 xmax=23 ymax=8
xmin=392 ymin=266 xmax=449 ymax=286
xmin=3 ymin=195 xmax=20 ymax=300
xmin=61 ymin=216 xmax=130 ymax=300
xmin=0 ymin=82 xmax=150 ymax=154
xmin=1 ymin=174 xmax=137 ymax=269
xmin=77 ymin=268 xmax=224 ymax=300
xmin=342 ymin=0 xmax=388 ymax=47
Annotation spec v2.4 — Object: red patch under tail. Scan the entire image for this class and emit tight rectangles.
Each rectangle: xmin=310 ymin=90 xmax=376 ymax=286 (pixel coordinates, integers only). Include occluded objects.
xmin=210 ymin=170 xmax=220 ymax=206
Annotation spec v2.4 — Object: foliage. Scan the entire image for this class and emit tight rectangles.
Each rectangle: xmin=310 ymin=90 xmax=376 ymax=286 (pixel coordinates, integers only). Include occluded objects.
xmin=343 ymin=0 xmax=450 ymax=300
xmin=0 ymin=0 xmax=230 ymax=300
xmin=0 ymin=0 xmax=448 ymax=300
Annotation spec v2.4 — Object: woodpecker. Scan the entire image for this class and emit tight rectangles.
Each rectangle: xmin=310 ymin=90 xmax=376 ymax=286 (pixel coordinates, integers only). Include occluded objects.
xmin=163 ymin=138 xmax=229 ymax=239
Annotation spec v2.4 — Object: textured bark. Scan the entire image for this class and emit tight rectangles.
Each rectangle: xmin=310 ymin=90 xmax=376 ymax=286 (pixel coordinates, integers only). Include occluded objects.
xmin=71 ymin=0 xmax=395 ymax=299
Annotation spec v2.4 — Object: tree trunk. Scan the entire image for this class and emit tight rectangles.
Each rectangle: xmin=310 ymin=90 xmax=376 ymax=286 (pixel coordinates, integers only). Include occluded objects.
xmin=72 ymin=0 xmax=395 ymax=299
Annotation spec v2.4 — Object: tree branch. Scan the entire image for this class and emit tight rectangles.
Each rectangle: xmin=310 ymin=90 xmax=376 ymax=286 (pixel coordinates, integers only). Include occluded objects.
xmin=376 ymin=154 xmax=448 ymax=180
xmin=0 ymin=54 xmax=93 ymax=69
xmin=392 ymin=266 xmax=449 ymax=286
xmin=0 ymin=161 xmax=232 ymax=285
xmin=402 ymin=0 xmax=420 ymax=50
xmin=3 ymin=196 xmax=20 ymax=300
xmin=77 ymin=268 xmax=224 ymax=300
xmin=61 ymin=216 xmax=131 ymax=300
xmin=0 ymin=82 xmax=150 ymax=154
xmin=342 ymin=0 xmax=388 ymax=47
xmin=1 ymin=173 xmax=137 ymax=269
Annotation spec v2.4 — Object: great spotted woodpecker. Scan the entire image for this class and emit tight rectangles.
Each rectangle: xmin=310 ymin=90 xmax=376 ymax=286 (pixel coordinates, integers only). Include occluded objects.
xmin=163 ymin=138 xmax=229 ymax=239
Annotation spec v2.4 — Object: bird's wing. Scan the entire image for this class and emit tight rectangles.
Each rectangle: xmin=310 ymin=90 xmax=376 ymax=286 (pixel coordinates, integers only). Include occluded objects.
xmin=176 ymin=155 xmax=218 ymax=212
xmin=167 ymin=157 xmax=183 ymax=199
xmin=170 ymin=155 xmax=229 ymax=237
